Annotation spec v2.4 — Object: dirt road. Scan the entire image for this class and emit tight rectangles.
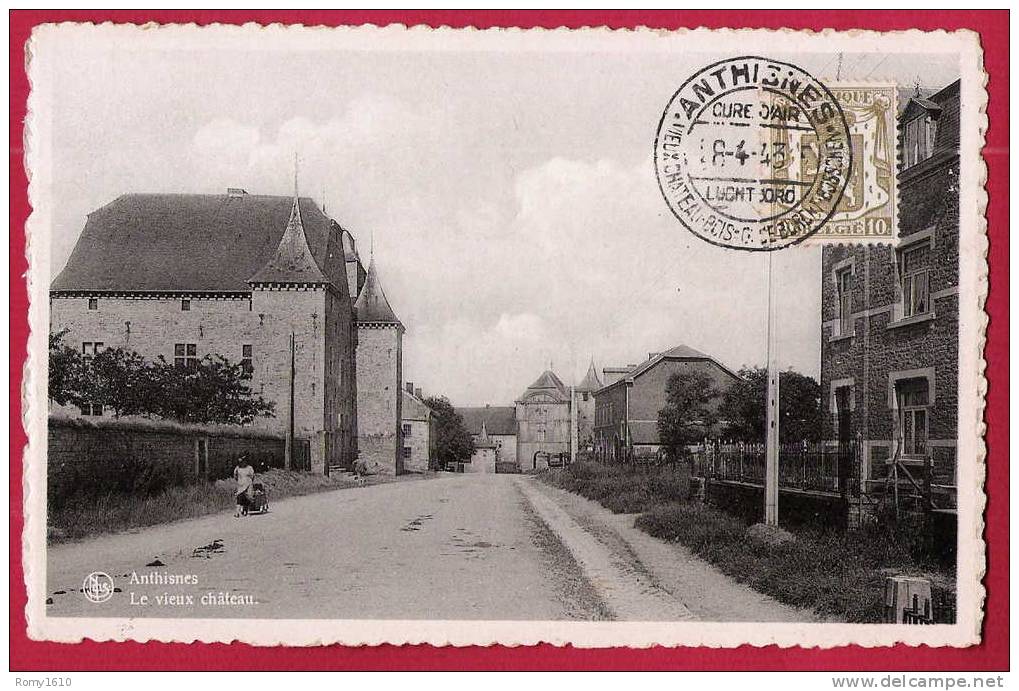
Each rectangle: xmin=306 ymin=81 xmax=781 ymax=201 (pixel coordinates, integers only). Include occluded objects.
xmin=46 ymin=474 xmax=811 ymax=622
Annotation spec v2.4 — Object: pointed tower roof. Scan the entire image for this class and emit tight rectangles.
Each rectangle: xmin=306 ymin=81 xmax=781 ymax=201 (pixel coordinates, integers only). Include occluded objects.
xmin=249 ymin=196 xmax=330 ymax=285
xmin=576 ymin=359 xmax=604 ymax=393
xmin=475 ymin=420 xmax=496 ymax=448
xmin=517 ymin=369 xmax=570 ymax=403
xmin=354 ymin=257 xmax=401 ymax=325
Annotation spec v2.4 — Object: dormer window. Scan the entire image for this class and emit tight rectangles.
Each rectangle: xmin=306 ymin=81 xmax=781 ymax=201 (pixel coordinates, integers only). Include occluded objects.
xmin=904 ymin=113 xmax=938 ymax=168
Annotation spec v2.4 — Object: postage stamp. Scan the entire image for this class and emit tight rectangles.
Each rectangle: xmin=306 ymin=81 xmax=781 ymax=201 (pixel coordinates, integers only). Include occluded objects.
xmin=21 ymin=23 xmax=987 ymax=649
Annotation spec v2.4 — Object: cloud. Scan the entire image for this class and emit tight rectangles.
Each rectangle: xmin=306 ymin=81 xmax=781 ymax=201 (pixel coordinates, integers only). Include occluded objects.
xmin=403 ymin=155 xmax=821 ymax=405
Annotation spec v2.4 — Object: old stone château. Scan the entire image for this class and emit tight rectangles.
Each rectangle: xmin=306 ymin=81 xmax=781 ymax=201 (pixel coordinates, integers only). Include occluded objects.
xmin=50 ymin=185 xmax=408 ymax=476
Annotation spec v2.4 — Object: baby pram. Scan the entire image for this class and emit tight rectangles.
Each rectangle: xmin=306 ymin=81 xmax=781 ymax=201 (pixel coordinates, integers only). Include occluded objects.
xmin=247 ymin=482 xmax=269 ymax=514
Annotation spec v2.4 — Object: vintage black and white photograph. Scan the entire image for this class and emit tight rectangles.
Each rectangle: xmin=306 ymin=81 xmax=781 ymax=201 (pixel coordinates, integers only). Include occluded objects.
xmin=23 ymin=24 xmax=987 ymax=648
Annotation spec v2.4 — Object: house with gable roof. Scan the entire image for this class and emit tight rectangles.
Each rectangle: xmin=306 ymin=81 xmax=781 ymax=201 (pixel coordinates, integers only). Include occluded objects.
xmin=593 ymin=345 xmax=740 ymax=462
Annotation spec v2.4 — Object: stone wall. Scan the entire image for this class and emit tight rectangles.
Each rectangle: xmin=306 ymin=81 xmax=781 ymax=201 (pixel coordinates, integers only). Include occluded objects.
xmin=515 ymin=400 xmax=570 ymax=471
xmin=465 ymin=446 xmax=496 ymax=473
xmin=355 ymin=323 xmax=403 ymax=474
xmin=48 ymin=416 xmax=287 ymax=506
xmin=402 ymin=417 xmax=431 ymax=472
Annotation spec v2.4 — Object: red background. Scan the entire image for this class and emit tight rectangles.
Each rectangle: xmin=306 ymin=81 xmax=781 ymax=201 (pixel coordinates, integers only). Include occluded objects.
xmin=9 ymin=10 xmax=1009 ymax=671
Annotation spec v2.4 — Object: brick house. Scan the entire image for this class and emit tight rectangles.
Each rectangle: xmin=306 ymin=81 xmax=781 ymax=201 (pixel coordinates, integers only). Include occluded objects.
xmin=819 ymin=80 xmax=960 ymax=507
xmin=49 ymin=190 xmax=358 ymax=474
xmin=401 ymin=384 xmax=435 ymax=472
xmin=593 ymin=345 xmax=739 ymax=462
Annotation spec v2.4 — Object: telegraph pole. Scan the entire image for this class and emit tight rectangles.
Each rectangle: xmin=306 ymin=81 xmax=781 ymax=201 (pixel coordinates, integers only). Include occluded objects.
xmin=284 ymin=331 xmax=295 ymax=471
xmin=570 ymin=384 xmax=578 ymax=465
xmin=764 ymin=250 xmax=780 ymax=525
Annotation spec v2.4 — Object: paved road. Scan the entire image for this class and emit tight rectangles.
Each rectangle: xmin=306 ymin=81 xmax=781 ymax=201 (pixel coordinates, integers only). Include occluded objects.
xmin=46 ymin=474 xmax=810 ymax=622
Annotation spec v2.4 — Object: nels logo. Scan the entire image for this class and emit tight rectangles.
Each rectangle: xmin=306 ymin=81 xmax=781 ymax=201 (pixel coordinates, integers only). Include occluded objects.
xmin=82 ymin=571 xmax=115 ymax=603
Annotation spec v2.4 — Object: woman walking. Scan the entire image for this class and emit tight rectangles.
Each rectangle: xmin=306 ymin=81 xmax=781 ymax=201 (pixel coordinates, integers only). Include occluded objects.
xmin=233 ymin=456 xmax=255 ymax=517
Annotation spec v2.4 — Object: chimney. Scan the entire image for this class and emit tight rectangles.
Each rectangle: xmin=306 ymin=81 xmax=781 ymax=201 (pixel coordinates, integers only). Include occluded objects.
xmin=415 ymin=387 xmax=422 ymax=399
xmin=406 ymin=382 xmax=414 ymax=394
xmin=627 ymin=364 xmax=637 ymax=369
xmin=226 ymin=188 xmax=248 ymax=197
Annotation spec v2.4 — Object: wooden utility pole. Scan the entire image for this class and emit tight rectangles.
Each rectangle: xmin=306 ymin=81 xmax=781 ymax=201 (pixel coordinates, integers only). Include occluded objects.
xmin=570 ymin=384 xmax=578 ymax=465
xmin=284 ymin=331 xmax=295 ymax=470
xmin=765 ymin=251 xmax=780 ymax=526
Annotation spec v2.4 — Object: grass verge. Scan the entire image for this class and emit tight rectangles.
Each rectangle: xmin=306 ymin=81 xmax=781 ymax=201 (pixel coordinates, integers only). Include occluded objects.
xmin=49 ymin=469 xmax=362 ymax=543
xmin=541 ymin=461 xmax=955 ymax=623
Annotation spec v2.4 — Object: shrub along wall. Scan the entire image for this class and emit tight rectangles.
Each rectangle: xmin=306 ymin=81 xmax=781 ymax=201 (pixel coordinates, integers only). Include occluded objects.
xmin=48 ymin=416 xmax=286 ymax=507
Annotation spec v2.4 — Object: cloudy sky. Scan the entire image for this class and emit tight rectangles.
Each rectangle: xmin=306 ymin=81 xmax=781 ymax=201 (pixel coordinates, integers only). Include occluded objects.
xmin=37 ymin=27 xmax=960 ymax=405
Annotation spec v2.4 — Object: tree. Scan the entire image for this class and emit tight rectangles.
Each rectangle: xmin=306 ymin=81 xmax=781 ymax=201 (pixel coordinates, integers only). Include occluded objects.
xmin=657 ymin=370 xmax=720 ymax=463
xmin=48 ymin=330 xmax=85 ymax=407
xmin=150 ymin=355 xmax=276 ymax=425
xmin=82 ymin=347 xmax=157 ymax=418
xmin=424 ymin=395 xmax=474 ymax=468
xmin=718 ymin=366 xmax=822 ymax=443
xmin=46 ymin=334 xmax=274 ymax=425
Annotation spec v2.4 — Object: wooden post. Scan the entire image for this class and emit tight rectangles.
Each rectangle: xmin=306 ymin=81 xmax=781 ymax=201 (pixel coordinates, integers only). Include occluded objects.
xmin=765 ymin=251 xmax=780 ymax=526
xmin=284 ymin=331 xmax=295 ymax=471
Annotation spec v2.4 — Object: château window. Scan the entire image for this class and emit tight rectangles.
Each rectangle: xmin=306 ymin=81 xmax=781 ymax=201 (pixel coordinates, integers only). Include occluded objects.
xmin=582 ymin=392 xmax=589 ymax=401
xmin=402 ymin=447 xmax=412 ymax=460
xmin=174 ymin=343 xmax=198 ymax=369
xmin=896 ymin=378 xmax=929 ymax=457
xmin=241 ymin=344 xmax=253 ymax=374
xmin=836 ymin=267 xmax=853 ymax=336
xmin=181 ymin=298 xmax=191 ymax=311
xmin=402 ymin=423 xmax=412 ymax=436
xmin=904 ymin=115 xmax=937 ymax=168
xmin=899 ymin=244 xmax=931 ymax=318
xmin=88 ymin=298 xmax=98 ymax=310
xmin=81 ymin=341 xmax=104 ymax=364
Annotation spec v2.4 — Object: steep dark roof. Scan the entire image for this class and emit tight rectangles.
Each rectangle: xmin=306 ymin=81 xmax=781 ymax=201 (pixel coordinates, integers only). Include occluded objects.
xmin=402 ymin=389 xmax=431 ymax=421
xmin=52 ymin=193 xmax=349 ymax=294
xmin=354 ymin=258 xmax=401 ymax=324
xmin=456 ymin=406 xmax=516 ymax=436
xmin=249 ymin=198 xmax=329 ymax=284
xmin=576 ymin=360 xmax=603 ymax=393
xmin=597 ymin=344 xmax=739 ymax=393
xmin=517 ymin=369 xmax=570 ymax=403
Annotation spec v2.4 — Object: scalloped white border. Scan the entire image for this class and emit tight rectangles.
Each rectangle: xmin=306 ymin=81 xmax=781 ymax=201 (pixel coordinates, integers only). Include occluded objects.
xmin=21 ymin=21 xmax=989 ymax=650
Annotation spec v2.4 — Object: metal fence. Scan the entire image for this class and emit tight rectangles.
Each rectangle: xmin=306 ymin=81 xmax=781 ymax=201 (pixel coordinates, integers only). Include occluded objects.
xmin=691 ymin=440 xmax=860 ymax=496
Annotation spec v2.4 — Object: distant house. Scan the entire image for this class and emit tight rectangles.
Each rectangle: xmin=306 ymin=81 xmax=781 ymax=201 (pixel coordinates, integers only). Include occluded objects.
xmin=401 ymin=384 xmax=436 ymax=472
xmin=456 ymin=405 xmax=517 ymax=467
xmin=515 ymin=370 xmax=572 ymax=471
xmin=593 ymin=345 xmax=739 ymax=462
xmin=464 ymin=422 xmax=498 ymax=473
xmin=819 ymin=80 xmax=960 ymax=508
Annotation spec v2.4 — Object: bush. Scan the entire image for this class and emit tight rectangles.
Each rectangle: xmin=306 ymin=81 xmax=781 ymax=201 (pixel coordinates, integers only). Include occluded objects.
xmin=545 ymin=461 xmax=692 ymax=514
xmin=635 ymin=502 xmax=952 ymax=622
